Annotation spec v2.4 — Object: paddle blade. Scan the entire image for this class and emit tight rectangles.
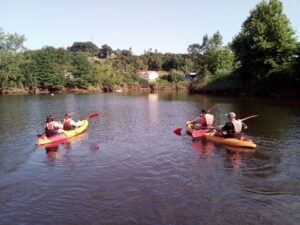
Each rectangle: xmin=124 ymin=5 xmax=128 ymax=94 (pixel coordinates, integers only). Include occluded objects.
xmin=192 ymin=130 xmax=205 ymax=139
xmin=173 ymin=128 xmax=182 ymax=135
xmin=87 ymin=113 xmax=99 ymax=119
xmin=81 ymin=113 xmax=100 ymax=120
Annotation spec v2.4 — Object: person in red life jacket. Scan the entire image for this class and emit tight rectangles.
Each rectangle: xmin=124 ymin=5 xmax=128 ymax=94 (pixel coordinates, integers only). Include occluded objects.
xmin=62 ymin=113 xmax=79 ymax=130
xmin=219 ymin=112 xmax=247 ymax=138
xmin=190 ymin=109 xmax=214 ymax=130
xmin=45 ymin=115 xmax=63 ymax=137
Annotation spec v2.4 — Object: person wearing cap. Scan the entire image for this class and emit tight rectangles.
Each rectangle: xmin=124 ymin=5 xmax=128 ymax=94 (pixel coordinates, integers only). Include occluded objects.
xmin=219 ymin=112 xmax=247 ymax=138
xmin=45 ymin=115 xmax=63 ymax=137
xmin=190 ymin=109 xmax=214 ymax=130
xmin=62 ymin=113 xmax=79 ymax=130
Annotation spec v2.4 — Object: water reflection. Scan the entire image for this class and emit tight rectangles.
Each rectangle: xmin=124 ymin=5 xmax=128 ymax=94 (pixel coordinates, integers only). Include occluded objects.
xmin=148 ymin=93 xmax=158 ymax=126
xmin=191 ymin=141 xmax=214 ymax=157
xmin=40 ymin=132 xmax=89 ymax=160
xmin=45 ymin=145 xmax=65 ymax=160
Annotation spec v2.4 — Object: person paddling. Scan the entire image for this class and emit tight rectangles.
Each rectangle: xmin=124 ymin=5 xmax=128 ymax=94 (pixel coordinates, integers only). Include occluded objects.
xmin=45 ymin=115 xmax=63 ymax=137
xmin=190 ymin=109 xmax=214 ymax=130
xmin=62 ymin=113 xmax=79 ymax=130
xmin=218 ymin=112 xmax=247 ymax=138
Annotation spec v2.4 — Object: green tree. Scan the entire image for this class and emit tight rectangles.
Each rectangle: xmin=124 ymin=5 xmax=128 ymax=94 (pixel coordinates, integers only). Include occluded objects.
xmin=161 ymin=69 xmax=184 ymax=83
xmin=68 ymin=53 xmax=93 ymax=88
xmin=162 ymin=53 xmax=185 ymax=71
xmin=98 ymin=44 xmax=113 ymax=58
xmin=26 ymin=47 xmax=65 ymax=90
xmin=0 ymin=29 xmax=26 ymax=92
xmin=231 ymin=0 xmax=297 ymax=82
xmin=197 ymin=32 xmax=234 ymax=78
xmin=68 ymin=41 xmax=98 ymax=54
xmin=187 ymin=43 xmax=201 ymax=61
xmin=22 ymin=48 xmax=71 ymax=92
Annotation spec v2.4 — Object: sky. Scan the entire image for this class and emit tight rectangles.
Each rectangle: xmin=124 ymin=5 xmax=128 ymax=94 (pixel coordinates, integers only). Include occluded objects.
xmin=1 ymin=0 xmax=300 ymax=55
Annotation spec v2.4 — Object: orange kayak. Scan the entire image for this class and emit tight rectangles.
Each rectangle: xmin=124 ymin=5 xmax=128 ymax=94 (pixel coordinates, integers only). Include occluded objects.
xmin=203 ymin=130 xmax=256 ymax=148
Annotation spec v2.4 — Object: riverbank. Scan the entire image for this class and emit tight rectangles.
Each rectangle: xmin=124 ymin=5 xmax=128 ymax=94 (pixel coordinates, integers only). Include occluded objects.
xmin=1 ymin=86 xmax=188 ymax=95
xmin=188 ymin=75 xmax=300 ymax=99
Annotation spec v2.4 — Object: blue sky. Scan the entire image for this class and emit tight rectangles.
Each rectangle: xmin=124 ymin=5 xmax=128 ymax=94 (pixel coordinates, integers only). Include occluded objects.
xmin=1 ymin=0 xmax=300 ymax=55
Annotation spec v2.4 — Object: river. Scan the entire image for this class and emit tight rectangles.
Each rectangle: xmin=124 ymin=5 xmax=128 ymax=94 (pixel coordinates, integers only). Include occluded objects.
xmin=0 ymin=92 xmax=299 ymax=225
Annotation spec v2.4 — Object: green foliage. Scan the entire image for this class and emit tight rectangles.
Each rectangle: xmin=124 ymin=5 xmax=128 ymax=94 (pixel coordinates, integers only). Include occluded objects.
xmin=161 ymin=69 xmax=184 ymax=83
xmin=137 ymin=77 xmax=149 ymax=88
xmin=68 ymin=41 xmax=98 ymax=55
xmin=21 ymin=47 xmax=72 ymax=90
xmin=141 ymin=52 xmax=163 ymax=70
xmin=98 ymin=44 xmax=113 ymax=58
xmin=0 ymin=52 xmax=24 ymax=90
xmin=193 ymin=32 xmax=234 ymax=81
xmin=0 ymin=29 xmax=26 ymax=91
xmin=231 ymin=0 xmax=297 ymax=82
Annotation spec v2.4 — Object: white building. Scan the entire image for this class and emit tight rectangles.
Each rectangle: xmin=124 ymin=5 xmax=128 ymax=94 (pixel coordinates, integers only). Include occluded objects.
xmin=184 ymin=72 xmax=197 ymax=80
xmin=138 ymin=70 xmax=159 ymax=81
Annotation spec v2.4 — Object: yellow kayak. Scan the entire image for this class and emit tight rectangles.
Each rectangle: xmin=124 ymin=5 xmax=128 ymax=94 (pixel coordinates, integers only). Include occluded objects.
xmin=203 ymin=130 xmax=256 ymax=148
xmin=186 ymin=123 xmax=209 ymax=138
xmin=186 ymin=123 xmax=195 ymax=135
xmin=36 ymin=120 xmax=88 ymax=146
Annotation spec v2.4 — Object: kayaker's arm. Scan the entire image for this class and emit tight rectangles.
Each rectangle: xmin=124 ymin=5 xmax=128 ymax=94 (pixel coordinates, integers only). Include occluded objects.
xmin=190 ymin=117 xmax=199 ymax=124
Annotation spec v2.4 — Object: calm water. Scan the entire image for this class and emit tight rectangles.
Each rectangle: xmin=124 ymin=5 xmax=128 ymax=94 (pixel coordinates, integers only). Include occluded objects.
xmin=0 ymin=93 xmax=299 ymax=225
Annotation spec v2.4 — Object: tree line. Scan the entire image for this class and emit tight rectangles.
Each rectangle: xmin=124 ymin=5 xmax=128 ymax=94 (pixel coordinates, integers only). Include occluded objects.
xmin=0 ymin=0 xmax=299 ymax=96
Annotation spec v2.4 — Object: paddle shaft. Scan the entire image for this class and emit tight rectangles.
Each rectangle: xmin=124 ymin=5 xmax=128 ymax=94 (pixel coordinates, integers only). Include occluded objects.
xmin=241 ymin=115 xmax=259 ymax=122
xmin=207 ymin=104 xmax=219 ymax=113
xmin=216 ymin=115 xmax=259 ymax=130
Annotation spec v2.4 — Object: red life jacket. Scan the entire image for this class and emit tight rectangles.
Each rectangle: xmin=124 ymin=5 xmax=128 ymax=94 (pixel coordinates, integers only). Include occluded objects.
xmin=63 ymin=118 xmax=72 ymax=130
xmin=198 ymin=115 xmax=206 ymax=126
xmin=46 ymin=122 xmax=55 ymax=131
xmin=198 ymin=114 xmax=214 ymax=127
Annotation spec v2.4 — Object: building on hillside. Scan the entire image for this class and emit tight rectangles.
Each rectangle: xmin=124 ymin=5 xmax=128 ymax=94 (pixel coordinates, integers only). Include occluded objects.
xmin=184 ymin=72 xmax=197 ymax=80
xmin=138 ymin=70 xmax=159 ymax=81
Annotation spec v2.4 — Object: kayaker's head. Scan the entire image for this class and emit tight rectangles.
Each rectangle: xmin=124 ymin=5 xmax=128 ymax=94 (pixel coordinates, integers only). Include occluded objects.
xmin=46 ymin=115 xmax=54 ymax=123
xmin=64 ymin=113 xmax=72 ymax=119
xmin=226 ymin=112 xmax=236 ymax=120
xmin=201 ymin=109 xmax=207 ymax=114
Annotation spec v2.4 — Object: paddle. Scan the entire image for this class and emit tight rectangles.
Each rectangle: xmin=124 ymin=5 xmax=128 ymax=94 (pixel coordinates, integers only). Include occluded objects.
xmin=215 ymin=115 xmax=259 ymax=129
xmin=80 ymin=112 xmax=99 ymax=120
xmin=173 ymin=104 xmax=219 ymax=135
xmin=240 ymin=115 xmax=259 ymax=122
xmin=192 ymin=114 xmax=259 ymax=139
xmin=37 ymin=113 xmax=99 ymax=137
